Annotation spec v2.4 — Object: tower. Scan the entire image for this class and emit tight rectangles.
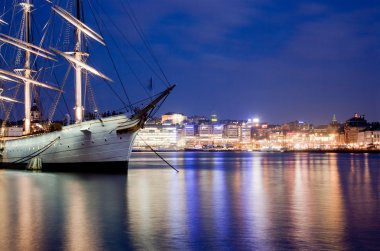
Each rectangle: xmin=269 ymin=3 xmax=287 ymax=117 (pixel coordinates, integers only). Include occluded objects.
xmin=30 ymin=99 xmax=41 ymax=123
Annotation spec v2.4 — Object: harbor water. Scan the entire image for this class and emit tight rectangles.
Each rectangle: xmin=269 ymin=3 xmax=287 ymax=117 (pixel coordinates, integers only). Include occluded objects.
xmin=0 ymin=152 xmax=379 ymax=250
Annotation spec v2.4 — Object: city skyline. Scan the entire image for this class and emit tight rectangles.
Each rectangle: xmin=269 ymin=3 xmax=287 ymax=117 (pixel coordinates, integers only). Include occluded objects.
xmin=156 ymin=111 xmax=373 ymax=126
xmin=134 ymin=111 xmax=379 ymax=152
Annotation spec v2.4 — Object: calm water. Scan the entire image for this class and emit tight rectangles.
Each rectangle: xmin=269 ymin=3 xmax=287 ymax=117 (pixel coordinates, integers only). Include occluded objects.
xmin=0 ymin=152 xmax=379 ymax=250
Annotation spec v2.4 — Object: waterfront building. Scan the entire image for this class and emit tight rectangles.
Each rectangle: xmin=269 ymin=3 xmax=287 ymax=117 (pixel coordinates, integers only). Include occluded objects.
xmin=328 ymin=114 xmax=340 ymax=134
xmin=212 ymin=124 xmax=224 ymax=147
xmin=198 ymin=123 xmax=213 ymax=145
xmin=240 ymin=123 xmax=252 ymax=144
xmin=199 ymin=123 xmax=213 ymax=138
xmin=134 ymin=124 xmax=178 ymax=150
xmin=132 ymin=112 xmax=380 ymax=151
xmin=147 ymin=117 xmax=162 ymax=125
xmin=224 ymin=124 xmax=239 ymax=139
xmin=187 ymin=115 xmax=208 ymax=124
xmin=182 ymin=124 xmax=198 ymax=148
xmin=184 ymin=124 xmax=197 ymax=137
xmin=282 ymin=121 xmax=312 ymax=132
xmin=211 ymin=114 xmax=218 ymax=123
xmin=357 ymin=130 xmax=380 ymax=148
xmin=344 ymin=113 xmax=368 ymax=145
xmin=261 ymin=131 xmax=285 ymax=150
xmin=161 ymin=112 xmax=187 ymax=125
xmin=356 ymin=123 xmax=380 ymax=148
xmin=252 ymin=126 xmax=268 ymax=140
xmin=309 ymin=132 xmax=337 ymax=149
xmin=213 ymin=124 xmax=224 ymax=139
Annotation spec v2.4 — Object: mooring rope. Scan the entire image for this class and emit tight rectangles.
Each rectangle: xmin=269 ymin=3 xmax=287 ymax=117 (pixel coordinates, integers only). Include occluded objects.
xmin=12 ymin=136 xmax=60 ymax=164
xmin=137 ymin=134 xmax=179 ymax=173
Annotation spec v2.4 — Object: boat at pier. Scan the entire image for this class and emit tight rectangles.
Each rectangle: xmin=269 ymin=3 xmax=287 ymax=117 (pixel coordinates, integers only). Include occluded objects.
xmin=0 ymin=0 xmax=174 ymax=171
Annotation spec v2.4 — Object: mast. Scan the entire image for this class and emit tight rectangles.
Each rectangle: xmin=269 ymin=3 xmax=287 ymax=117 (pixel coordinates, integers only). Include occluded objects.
xmin=22 ymin=0 xmax=32 ymax=134
xmin=0 ymin=1 xmax=59 ymax=131
xmin=52 ymin=2 xmax=109 ymax=123
xmin=74 ymin=0 xmax=83 ymax=123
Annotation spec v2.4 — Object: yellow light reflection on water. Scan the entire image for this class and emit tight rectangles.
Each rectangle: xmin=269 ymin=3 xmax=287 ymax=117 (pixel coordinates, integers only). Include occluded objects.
xmin=291 ymin=153 xmax=346 ymax=249
xmin=64 ymin=180 xmax=102 ymax=251
xmin=0 ymin=170 xmax=11 ymax=250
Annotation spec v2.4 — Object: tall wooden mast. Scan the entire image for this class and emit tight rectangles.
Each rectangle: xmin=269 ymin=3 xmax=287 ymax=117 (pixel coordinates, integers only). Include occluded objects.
xmin=74 ymin=0 xmax=83 ymax=123
xmin=0 ymin=1 xmax=59 ymax=131
xmin=52 ymin=2 xmax=109 ymax=123
xmin=22 ymin=0 xmax=32 ymax=134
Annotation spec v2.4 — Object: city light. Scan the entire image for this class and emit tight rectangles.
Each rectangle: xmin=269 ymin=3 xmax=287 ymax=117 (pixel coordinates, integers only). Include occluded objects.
xmin=133 ymin=113 xmax=380 ymax=151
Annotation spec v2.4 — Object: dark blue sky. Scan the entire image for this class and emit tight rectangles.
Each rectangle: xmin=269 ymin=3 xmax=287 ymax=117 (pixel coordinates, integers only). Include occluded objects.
xmin=2 ymin=0 xmax=380 ymax=125
xmin=116 ymin=0 xmax=380 ymax=124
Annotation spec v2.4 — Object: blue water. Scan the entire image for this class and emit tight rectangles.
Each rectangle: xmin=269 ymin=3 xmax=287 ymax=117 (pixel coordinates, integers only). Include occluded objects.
xmin=0 ymin=152 xmax=379 ymax=250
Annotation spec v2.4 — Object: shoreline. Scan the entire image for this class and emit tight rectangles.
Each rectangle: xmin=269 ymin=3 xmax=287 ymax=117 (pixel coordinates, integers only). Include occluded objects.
xmin=133 ymin=149 xmax=380 ymax=154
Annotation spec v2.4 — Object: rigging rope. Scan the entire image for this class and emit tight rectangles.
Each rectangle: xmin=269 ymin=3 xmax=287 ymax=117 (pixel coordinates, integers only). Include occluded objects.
xmin=47 ymin=64 xmax=71 ymax=125
xmin=93 ymin=0 xmax=169 ymax=88
xmin=122 ymin=0 xmax=171 ymax=87
xmin=12 ymin=136 xmax=60 ymax=164
xmin=29 ymin=9 xmax=72 ymax=123
xmin=85 ymin=0 xmax=132 ymax=110
xmin=1 ymin=84 xmax=21 ymax=129
xmin=63 ymin=0 xmax=73 ymax=48
xmin=15 ymin=13 xmax=25 ymax=66
xmin=85 ymin=69 xmax=98 ymax=114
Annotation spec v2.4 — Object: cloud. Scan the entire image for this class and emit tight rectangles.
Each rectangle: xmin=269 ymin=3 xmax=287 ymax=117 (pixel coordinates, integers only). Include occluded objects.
xmin=93 ymin=0 xmax=380 ymax=123
xmin=284 ymin=10 xmax=380 ymax=62
xmin=122 ymin=0 xmax=268 ymax=47
xmin=298 ymin=3 xmax=329 ymax=16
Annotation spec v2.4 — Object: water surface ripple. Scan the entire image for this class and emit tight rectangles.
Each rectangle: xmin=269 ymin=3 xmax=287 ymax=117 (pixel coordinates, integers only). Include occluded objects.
xmin=0 ymin=152 xmax=379 ymax=250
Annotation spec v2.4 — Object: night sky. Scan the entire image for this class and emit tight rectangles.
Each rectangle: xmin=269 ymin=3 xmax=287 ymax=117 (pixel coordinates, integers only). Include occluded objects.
xmin=121 ymin=0 xmax=380 ymax=125
xmin=2 ymin=0 xmax=380 ymax=125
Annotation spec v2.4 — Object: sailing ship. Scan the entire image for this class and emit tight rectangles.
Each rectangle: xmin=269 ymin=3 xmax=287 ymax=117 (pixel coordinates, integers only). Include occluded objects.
xmin=0 ymin=0 xmax=174 ymax=171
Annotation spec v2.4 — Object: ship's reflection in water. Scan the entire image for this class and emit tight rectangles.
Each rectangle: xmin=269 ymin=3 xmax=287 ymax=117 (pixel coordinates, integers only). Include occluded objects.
xmin=0 ymin=152 xmax=379 ymax=250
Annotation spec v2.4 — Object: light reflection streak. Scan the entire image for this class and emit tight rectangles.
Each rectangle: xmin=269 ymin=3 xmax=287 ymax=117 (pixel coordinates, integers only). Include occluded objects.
xmin=166 ymin=154 xmax=188 ymax=248
xmin=15 ymin=175 xmax=44 ymax=251
xmin=289 ymin=153 xmax=346 ymax=249
xmin=212 ymin=168 xmax=228 ymax=244
xmin=292 ymin=153 xmax=313 ymax=248
xmin=127 ymin=172 xmax=157 ymax=250
xmin=0 ymin=171 xmax=11 ymax=250
xmin=249 ymin=153 xmax=272 ymax=249
xmin=64 ymin=180 xmax=101 ymax=251
xmin=0 ymin=152 xmax=379 ymax=250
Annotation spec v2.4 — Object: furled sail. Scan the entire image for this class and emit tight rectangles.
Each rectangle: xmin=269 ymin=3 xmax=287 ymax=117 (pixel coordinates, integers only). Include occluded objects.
xmin=0 ymin=73 xmax=20 ymax=83
xmin=0 ymin=34 xmax=56 ymax=61
xmin=0 ymin=69 xmax=62 ymax=92
xmin=0 ymin=95 xmax=22 ymax=103
xmin=0 ymin=88 xmax=21 ymax=103
xmin=51 ymin=48 xmax=112 ymax=82
xmin=0 ymin=34 xmax=54 ymax=56
xmin=52 ymin=5 xmax=105 ymax=45
xmin=0 ymin=19 xmax=7 ymax=25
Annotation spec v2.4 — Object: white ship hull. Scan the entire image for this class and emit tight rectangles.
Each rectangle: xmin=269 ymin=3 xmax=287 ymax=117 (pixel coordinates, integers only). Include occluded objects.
xmin=0 ymin=114 xmax=141 ymax=172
